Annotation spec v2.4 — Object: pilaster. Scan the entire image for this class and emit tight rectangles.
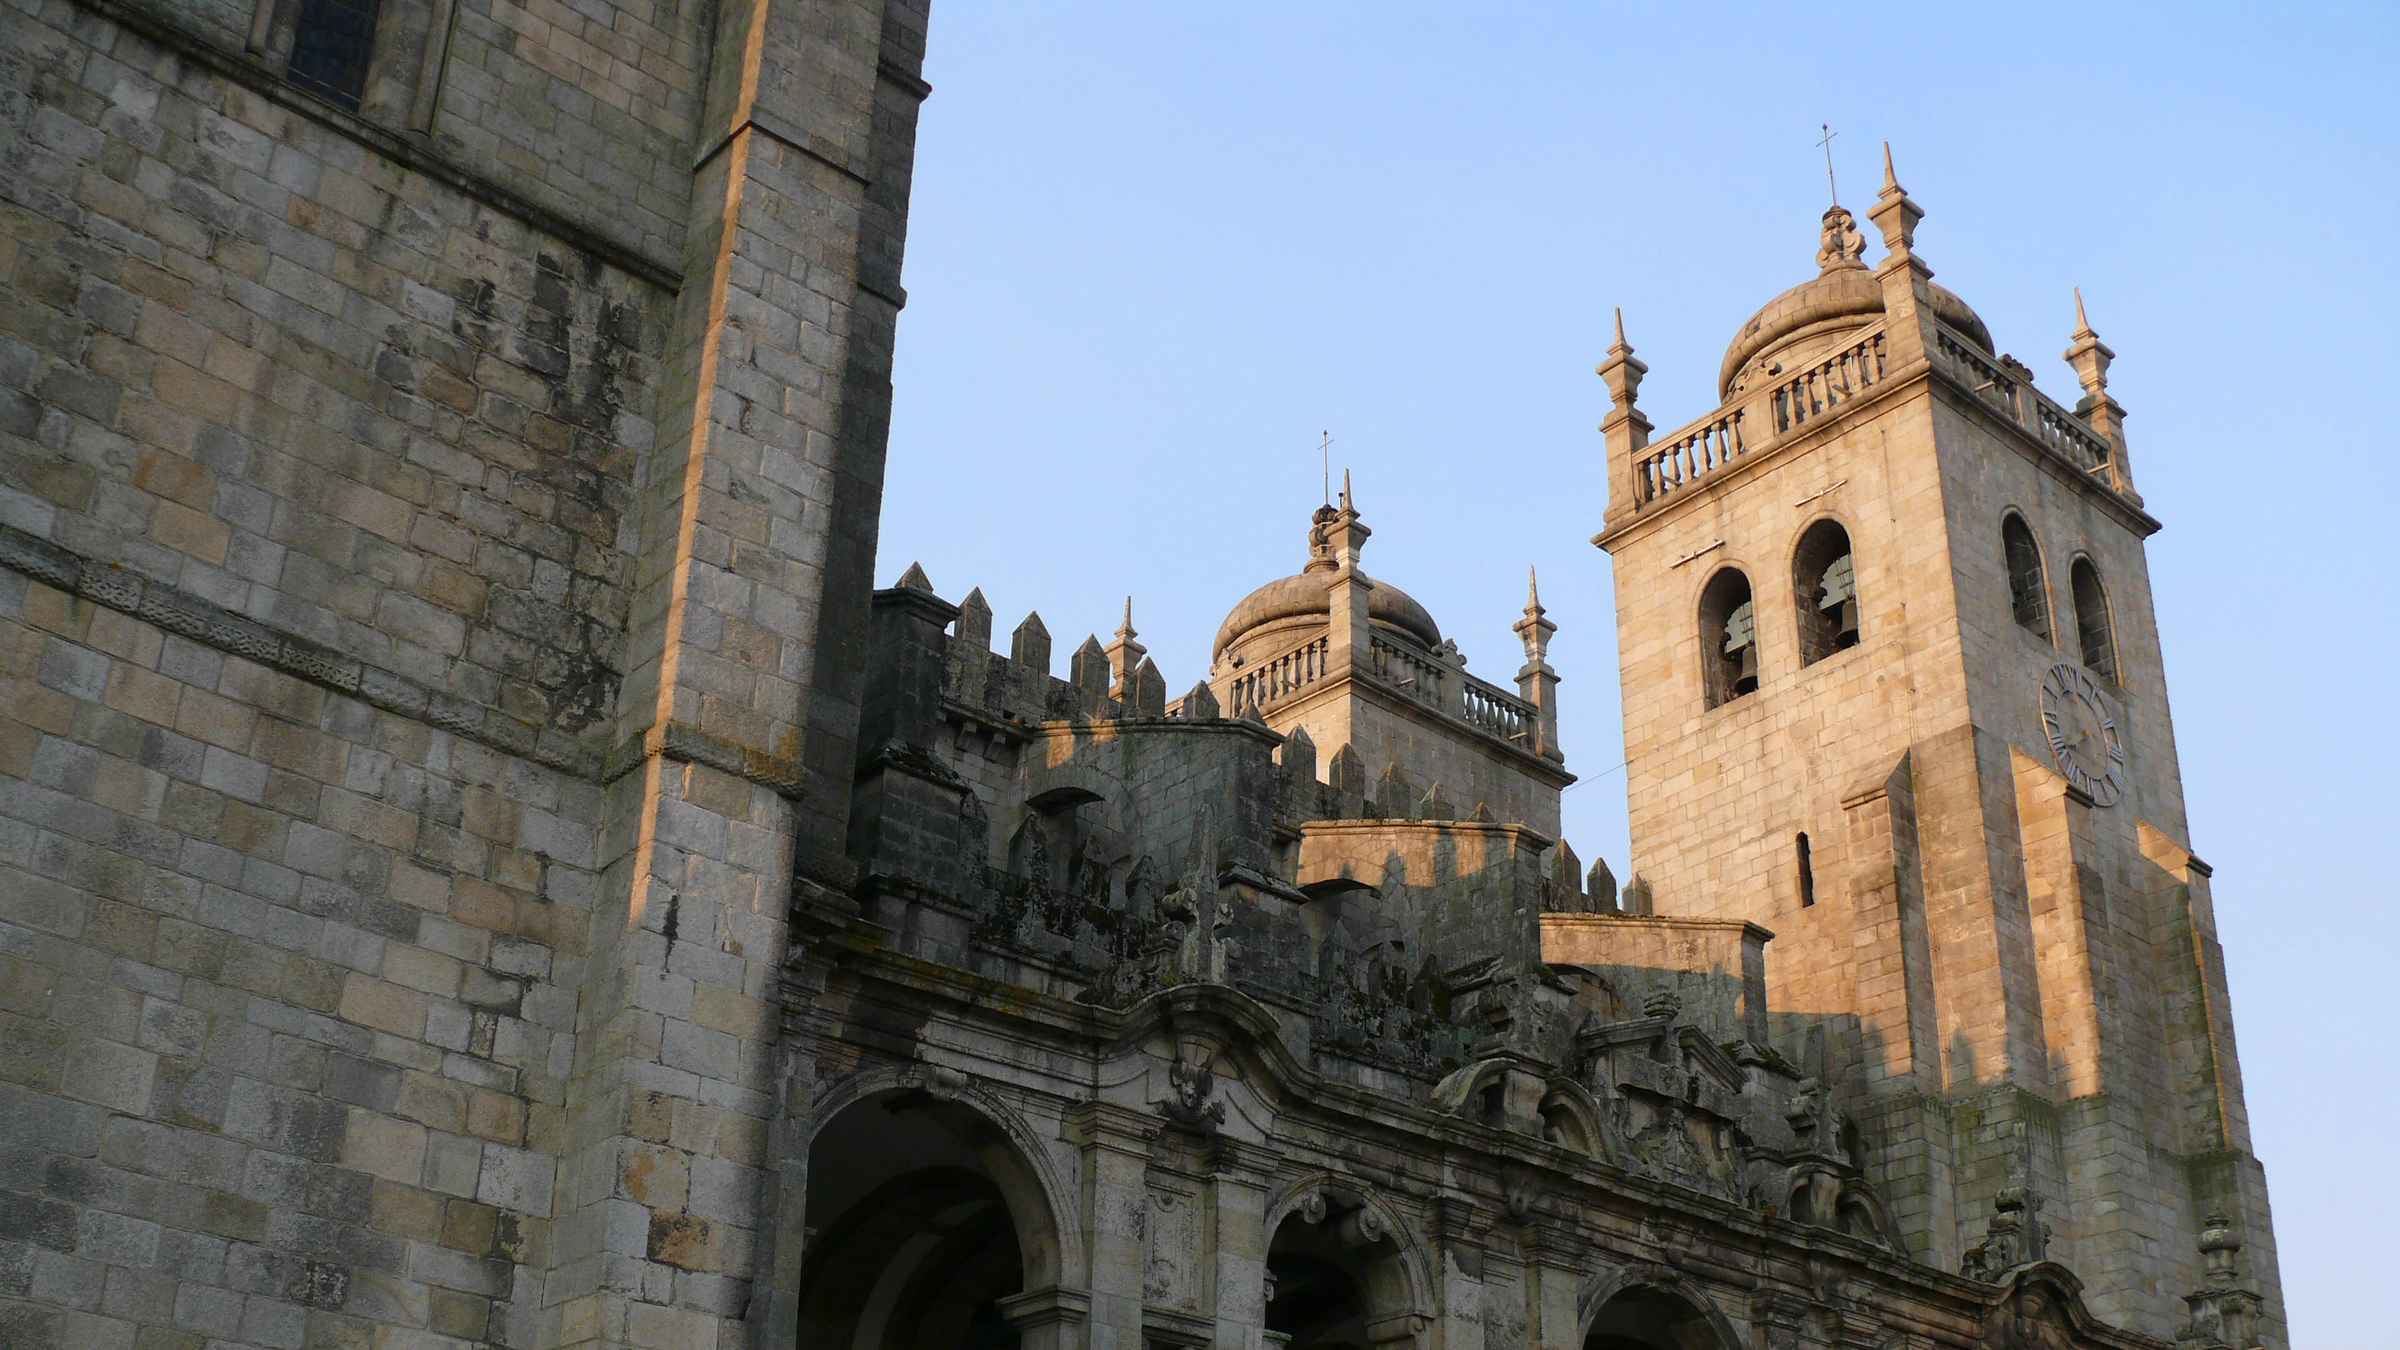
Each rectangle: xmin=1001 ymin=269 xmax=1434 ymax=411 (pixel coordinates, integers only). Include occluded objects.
xmin=1521 ymin=1217 xmax=1587 ymax=1350
xmin=1065 ymin=1102 xmax=1162 ymax=1349
xmin=558 ymin=1 xmax=933 ymax=1346
xmin=1208 ymin=1139 xmax=1281 ymax=1350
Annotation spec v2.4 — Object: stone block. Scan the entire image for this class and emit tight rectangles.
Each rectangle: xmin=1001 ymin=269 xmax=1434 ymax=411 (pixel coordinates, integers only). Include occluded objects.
xmin=340 ymin=1108 xmax=427 ymax=1186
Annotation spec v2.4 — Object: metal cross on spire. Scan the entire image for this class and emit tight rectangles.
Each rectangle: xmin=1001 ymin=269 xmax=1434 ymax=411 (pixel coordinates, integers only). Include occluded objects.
xmin=1320 ymin=430 xmax=1333 ymax=506
xmin=1817 ymin=123 xmax=1839 ymax=205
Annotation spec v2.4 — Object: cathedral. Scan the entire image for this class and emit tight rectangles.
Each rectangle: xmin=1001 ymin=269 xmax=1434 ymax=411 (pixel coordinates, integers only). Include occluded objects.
xmin=0 ymin=0 xmax=2282 ymax=1347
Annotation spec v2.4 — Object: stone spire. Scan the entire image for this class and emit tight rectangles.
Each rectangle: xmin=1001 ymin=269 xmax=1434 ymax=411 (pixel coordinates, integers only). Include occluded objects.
xmin=1322 ymin=469 xmax=1375 ymax=681
xmin=1323 ymin=468 xmax=1371 ymax=569
xmin=1864 ymin=140 xmax=1936 ymax=371
xmin=1598 ymin=307 xmax=1654 ymax=528
xmin=2064 ymin=287 xmax=2137 ymax=501
xmin=1513 ymin=566 xmax=1563 ymax=762
xmin=1104 ymin=595 xmax=1147 ymax=700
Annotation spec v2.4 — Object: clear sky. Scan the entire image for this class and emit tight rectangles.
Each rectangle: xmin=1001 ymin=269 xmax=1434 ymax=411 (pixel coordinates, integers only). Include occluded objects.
xmin=872 ymin=3 xmax=2399 ymax=1341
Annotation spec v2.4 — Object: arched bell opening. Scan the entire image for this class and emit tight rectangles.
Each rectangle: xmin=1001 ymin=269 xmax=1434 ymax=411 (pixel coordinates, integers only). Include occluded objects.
xmin=795 ymin=1088 xmax=1065 ymax=1349
xmin=1697 ymin=567 xmax=1759 ymax=709
xmin=1583 ymin=1283 xmax=1736 ymax=1350
xmin=1792 ymin=518 xmax=1860 ymax=663
xmin=1265 ymin=1193 xmax=1415 ymax=1350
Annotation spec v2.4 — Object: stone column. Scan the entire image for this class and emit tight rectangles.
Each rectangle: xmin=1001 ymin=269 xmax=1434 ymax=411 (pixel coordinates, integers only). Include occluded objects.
xmin=555 ymin=1 xmax=935 ymax=1346
xmin=1064 ymin=1102 xmax=1159 ymax=1349
xmin=1211 ymin=1139 xmax=1281 ymax=1350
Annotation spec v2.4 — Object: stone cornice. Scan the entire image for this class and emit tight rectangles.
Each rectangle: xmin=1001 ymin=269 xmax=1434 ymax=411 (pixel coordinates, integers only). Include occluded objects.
xmin=1594 ymin=353 xmax=2161 ymax=557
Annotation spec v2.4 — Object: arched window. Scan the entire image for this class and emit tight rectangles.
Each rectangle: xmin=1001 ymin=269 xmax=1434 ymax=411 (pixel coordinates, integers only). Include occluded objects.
xmin=1793 ymin=519 xmax=1860 ymax=664
xmin=2071 ymin=558 xmax=2118 ymax=683
xmin=2002 ymin=514 xmax=2050 ymax=640
xmin=1699 ymin=568 xmax=1759 ymax=709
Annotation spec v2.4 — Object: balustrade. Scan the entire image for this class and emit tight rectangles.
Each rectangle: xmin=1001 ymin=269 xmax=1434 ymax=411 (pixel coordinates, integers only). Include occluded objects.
xmin=1932 ymin=324 xmax=2114 ymax=482
xmin=1228 ymin=634 xmax=1329 ymax=717
xmin=1637 ymin=410 xmax=1746 ymax=506
xmin=1771 ymin=332 xmax=1886 ymax=435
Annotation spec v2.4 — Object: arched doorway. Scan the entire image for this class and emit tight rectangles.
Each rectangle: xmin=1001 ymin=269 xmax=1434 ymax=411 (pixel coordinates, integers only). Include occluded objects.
xmin=1583 ymin=1282 xmax=1735 ymax=1350
xmin=1264 ymin=1190 xmax=1420 ymax=1349
xmin=795 ymin=1086 xmax=1063 ymax=1348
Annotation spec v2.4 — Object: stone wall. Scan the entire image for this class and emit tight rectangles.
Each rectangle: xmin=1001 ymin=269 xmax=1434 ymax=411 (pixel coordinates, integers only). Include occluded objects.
xmin=0 ymin=0 xmax=934 ymax=1343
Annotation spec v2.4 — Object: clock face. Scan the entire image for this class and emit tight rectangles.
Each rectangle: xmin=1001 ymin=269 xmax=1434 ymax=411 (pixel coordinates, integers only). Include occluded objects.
xmin=2039 ymin=662 xmax=2126 ymax=806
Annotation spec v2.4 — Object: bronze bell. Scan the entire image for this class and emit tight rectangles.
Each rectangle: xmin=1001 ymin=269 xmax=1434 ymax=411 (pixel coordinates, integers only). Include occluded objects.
xmin=1724 ymin=600 xmax=1760 ymax=697
xmin=1820 ymin=554 xmax=1860 ymax=650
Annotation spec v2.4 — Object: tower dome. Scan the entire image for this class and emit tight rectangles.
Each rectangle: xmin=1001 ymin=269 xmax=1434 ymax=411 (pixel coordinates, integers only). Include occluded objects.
xmin=1212 ymin=502 xmax=1442 ymax=667
xmin=1718 ymin=204 xmax=1992 ymax=401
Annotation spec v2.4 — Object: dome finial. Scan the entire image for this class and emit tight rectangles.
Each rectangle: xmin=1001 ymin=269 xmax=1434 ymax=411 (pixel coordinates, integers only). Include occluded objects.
xmin=1816 ymin=203 xmax=1866 ymax=273
xmin=1817 ymin=123 xmax=1840 ymax=207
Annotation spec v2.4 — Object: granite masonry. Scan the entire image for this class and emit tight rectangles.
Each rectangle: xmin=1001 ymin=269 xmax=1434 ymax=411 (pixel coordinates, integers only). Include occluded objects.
xmin=0 ymin=0 xmax=2281 ymax=1346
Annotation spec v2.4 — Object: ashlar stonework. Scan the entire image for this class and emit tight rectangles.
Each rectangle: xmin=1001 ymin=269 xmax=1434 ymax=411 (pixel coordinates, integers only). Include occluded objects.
xmin=0 ymin=0 xmax=2280 ymax=1345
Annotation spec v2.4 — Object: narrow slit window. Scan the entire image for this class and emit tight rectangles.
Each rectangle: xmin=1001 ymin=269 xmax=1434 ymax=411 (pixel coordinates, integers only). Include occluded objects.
xmin=2003 ymin=514 xmax=2050 ymax=640
xmin=2071 ymin=557 xmax=2118 ymax=683
xmin=285 ymin=0 xmax=382 ymax=112
xmin=1796 ymin=832 xmax=1815 ymax=908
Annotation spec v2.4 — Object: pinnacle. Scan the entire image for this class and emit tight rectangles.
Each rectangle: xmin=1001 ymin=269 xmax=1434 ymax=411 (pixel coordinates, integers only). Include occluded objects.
xmin=895 ymin=561 xmax=934 ymax=592
xmin=1880 ymin=139 xmax=1899 ymax=195
xmin=2072 ymin=285 xmax=2096 ymax=338
xmin=1526 ymin=564 xmax=1543 ymax=612
xmin=1612 ymin=305 xmax=1627 ymax=350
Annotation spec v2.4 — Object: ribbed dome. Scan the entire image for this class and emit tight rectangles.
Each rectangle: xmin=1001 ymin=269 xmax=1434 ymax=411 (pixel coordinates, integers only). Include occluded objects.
xmin=1719 ymin=205 xmax=1993 ymax=400
xmin=1212 ymin=567 xmax=1442 ymax=662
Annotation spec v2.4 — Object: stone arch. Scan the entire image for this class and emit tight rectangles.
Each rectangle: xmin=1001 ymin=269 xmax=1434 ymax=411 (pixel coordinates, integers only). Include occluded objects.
xmin=1538 ymin=1079 xmax=1619 ymax=1161
xmin=1578 ymin=1265 xmax=1744 ymax=1350
xmin=2068 ymin=553 xmax=2118 ymax=684
xmin=1790 ymin=513 xmax=1860 ymax=664
xmin=1695 ymin=564 xmax=1759 ymax=708
xmin=2001 ymin=510 xmax=2052 ymax=641
xmin=800 ymin=1063 xmax=1083 ymax=1290
xmin=1263 ymin=1173 xmax=1435 ymax=1346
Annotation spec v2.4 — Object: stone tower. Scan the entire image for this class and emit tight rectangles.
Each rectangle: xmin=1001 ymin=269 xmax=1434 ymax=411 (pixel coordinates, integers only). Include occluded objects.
xmin=1591 ymin=152 xmax=2284 ymax=1345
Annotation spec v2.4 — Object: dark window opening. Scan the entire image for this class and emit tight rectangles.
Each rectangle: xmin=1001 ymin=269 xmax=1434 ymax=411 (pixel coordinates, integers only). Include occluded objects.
xmin=1796 ymin=832 xmax=1815 ymax=908
xmin=2071 ymin=557 xmax=2118 ymax=683
xmin=285 ymin=0 xmax=382 ymax=112
xmin=2003 ymin=514 xmax=2050 ymax=640
xmin=1794 ymin=519 xmax=1860 ymax=664
xmin=1699 ymin=568 xmax=1759 ymax=709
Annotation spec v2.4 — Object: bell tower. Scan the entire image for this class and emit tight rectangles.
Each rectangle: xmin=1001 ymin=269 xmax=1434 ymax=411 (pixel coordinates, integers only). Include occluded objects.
xmin=1590 ymin=151 xmax=2284 ymax=1346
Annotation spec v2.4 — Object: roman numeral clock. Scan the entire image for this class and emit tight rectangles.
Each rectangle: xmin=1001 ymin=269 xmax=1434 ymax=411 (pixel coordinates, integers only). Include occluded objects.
xmin=2040 ymin=662 xmax=2127 ymax=806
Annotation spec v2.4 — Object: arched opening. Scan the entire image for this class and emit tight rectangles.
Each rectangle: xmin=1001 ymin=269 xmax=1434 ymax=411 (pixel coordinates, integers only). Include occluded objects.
xmin=1793 ymin=519 xmax=1859 ymax=663
xmin=1795 ymin=832 xmax=1815 ymax=908
xmin=1584 ymin=1283 xmax=1733 ymax=1350
xmin=1697 ymin=568 xmax=1758 ymax=709
xmin=1266 ymin=1193 xmax=1414 ymax=1350
xmin=2070 ymin=557 xmax=2117 ymax=684
xmin=797 ymin=1088 xmax=1062 ymax=1349
xmin=2002 ymin=514 xmax=2050 ymax=640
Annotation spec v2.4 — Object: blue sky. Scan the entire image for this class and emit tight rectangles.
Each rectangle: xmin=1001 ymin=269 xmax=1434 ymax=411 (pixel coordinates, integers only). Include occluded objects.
xmin=873 ymin=4 xmax=2399 ymax=1340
